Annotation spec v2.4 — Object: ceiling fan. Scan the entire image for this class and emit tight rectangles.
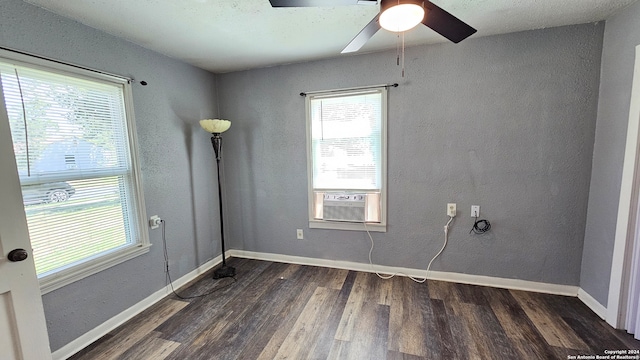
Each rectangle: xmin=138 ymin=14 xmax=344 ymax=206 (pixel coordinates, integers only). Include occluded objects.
xmin=268 ymin=0 xmax=477 ymax=53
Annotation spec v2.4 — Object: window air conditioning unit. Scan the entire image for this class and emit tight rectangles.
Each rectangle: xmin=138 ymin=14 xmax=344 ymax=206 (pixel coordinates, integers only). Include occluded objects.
xmin=315 ymin=192 xmax=381 ymax=223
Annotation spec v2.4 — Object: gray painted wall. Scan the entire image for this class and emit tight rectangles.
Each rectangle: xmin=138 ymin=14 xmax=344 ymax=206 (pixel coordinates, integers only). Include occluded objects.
xmin=581 ymin=0 xmax=640 ymax=307
xmin=0 ymin=0 xmax=221 ymax=351
xmin=218 ymin=24 xmax=603 ymax=286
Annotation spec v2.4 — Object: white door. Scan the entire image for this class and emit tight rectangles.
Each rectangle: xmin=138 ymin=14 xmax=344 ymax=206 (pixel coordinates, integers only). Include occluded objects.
xmin=0 ymin=80 xmax=52 ymax=359
xmin=609 ymin=45 xmax=640 ymax=329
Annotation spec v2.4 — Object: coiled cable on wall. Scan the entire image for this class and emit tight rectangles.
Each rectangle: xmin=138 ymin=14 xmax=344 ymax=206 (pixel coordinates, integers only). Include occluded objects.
xmin=469 ymin=217 xmax=491 ymax=234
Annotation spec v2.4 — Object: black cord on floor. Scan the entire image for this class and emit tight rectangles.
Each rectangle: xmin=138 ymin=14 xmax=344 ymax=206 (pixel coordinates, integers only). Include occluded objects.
xmin=161 ymin=220 xmax=236 ymax=300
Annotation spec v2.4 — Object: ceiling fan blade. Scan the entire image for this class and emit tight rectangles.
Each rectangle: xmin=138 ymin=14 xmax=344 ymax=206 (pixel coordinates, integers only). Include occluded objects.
xmin=422 ymin=1 xmax=476 ymax=43
xmin=341 ymin=14 xmax=381 ymax=53
xmin=269 ymin=0 xmax=376 ymax=7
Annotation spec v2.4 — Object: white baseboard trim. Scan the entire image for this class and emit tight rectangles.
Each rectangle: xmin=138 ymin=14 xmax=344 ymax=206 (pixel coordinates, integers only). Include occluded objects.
xmin=51 ymin=254 xmax=223 ymax=360
xmin=228 ymin=250 xmax=580 ymax=296
xmin=578 ymin=288 xmax=608 ymax=320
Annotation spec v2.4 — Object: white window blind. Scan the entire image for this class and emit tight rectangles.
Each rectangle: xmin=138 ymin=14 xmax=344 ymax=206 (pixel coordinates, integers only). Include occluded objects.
xmin=0 ymin=57 xmax=148 ymax=286
xmin=306 ymin=87 xmax=387 ymax=231
xmin=310 ymin=91 xmax=382 ymax=190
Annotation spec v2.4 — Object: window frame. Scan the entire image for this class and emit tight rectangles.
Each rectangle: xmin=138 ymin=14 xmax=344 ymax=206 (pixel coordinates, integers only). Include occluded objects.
xmin=0 ymin=49 xmax=150 ymax=294
xmin=305 ymin=86 xmax=388 ymax=232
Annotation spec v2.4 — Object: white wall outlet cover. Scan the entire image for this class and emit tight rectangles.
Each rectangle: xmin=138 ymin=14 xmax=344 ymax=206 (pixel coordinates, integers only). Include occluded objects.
xmin=296 ymin=229 xmax=304 ymax=240
xmin=149 ymin=215 xmax=161 ymax=229
xmin=447 ymin=203 xmax=456 ymax=217
xmin=471 ymin=205 xmax=480 ymax=217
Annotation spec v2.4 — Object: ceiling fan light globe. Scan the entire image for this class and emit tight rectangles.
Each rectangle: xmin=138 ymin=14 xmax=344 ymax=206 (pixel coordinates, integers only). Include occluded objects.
xmin=379 ymin=3 xmax=425 ymax=32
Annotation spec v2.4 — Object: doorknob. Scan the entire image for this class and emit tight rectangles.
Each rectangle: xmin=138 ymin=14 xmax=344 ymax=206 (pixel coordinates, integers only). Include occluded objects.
xmin=7 ymin=249 xmax=28 ymax=262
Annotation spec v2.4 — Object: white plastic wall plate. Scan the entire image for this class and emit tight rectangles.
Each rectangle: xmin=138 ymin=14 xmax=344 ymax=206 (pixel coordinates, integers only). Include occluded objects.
xmin=471 ymin=205 xmax=480 ymax=217
xmin=447 ymin=203 xmax=456 ymax=217
xmin=149 ymin=215 xmax=161 ymax=229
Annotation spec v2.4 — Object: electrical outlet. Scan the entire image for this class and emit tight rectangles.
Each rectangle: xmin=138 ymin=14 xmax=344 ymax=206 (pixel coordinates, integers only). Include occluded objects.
xmin=296 ymin=229 xmax=304 ymax=240
xmin=447 ymin=203 xmax=456 ymax=217
xmin=149 ymin=215 xmax=161 ymax=229
xmin=471 ymin=205 xmax=480 ymax=218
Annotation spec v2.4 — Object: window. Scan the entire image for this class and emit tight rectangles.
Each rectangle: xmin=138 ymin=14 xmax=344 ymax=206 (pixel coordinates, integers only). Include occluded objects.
xmin=0 ymin=50 xmax=149 ymax=293
xmin=306 ymin=86 xmax=387 ymax=232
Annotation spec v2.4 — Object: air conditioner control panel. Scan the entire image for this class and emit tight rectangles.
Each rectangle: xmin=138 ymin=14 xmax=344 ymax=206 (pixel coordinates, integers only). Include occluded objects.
xmin=323 ymin=193 xmax=365 ymax=202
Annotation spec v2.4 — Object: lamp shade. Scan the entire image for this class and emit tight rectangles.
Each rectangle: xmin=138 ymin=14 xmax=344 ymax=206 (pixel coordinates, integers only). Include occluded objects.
xmin=199 ymin=119 xmax=231 ymax=134
xmin=379 ymin=0 xmax=425 ymax=33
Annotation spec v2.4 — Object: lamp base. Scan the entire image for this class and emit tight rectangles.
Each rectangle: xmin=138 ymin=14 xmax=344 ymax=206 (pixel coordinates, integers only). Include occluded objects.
xmin=213 ymin=265 xmax=236 ymax=279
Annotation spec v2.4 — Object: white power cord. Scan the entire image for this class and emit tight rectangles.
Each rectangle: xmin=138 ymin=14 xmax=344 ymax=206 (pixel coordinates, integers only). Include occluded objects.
xmin=366 ymin=216 xmax=454 ymax=283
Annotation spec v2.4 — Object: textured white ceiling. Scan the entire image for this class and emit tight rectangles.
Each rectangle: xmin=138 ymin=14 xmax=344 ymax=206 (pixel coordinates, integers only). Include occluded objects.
xmin=22 ymin=0 xmax=638 ymax=73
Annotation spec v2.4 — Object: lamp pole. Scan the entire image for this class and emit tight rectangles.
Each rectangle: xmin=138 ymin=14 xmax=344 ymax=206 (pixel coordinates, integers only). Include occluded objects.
xmin=211 ymin=133 xmax=235 ymax=279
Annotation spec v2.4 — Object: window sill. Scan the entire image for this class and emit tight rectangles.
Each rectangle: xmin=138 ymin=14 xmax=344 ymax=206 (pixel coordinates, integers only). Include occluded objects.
xmin=309 ymin=220 xmax=387 ymax=232
xmin=39 ymin=243 xmax=151 ymax=295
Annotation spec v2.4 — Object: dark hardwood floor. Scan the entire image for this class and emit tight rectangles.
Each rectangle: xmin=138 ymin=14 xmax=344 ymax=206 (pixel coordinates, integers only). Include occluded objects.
xmin=70 ymin=258 xmax=640 ymax=360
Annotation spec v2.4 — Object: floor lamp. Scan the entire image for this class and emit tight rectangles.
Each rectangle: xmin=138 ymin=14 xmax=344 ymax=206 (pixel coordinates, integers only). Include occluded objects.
xmin=199 ymin=119 xmax=235 ymax=279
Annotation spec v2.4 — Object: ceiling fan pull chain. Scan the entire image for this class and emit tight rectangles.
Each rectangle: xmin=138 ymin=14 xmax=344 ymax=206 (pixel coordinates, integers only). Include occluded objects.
xmin=401 ymin=31 xmax=405 ymax=78
xmin=396 ymin=32 xmax=400 ymax=66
